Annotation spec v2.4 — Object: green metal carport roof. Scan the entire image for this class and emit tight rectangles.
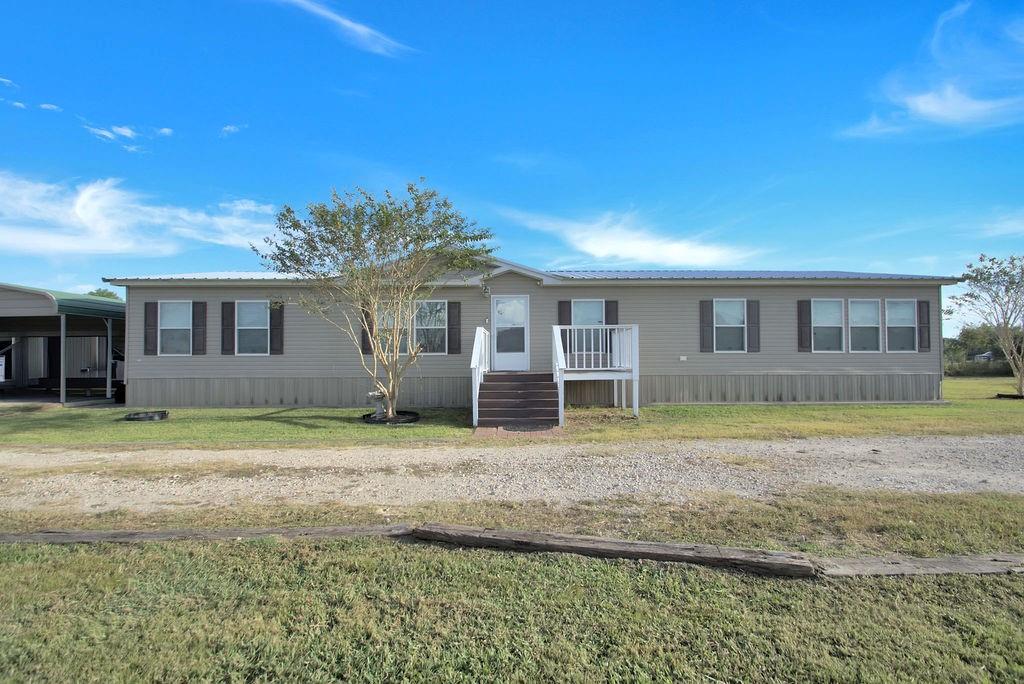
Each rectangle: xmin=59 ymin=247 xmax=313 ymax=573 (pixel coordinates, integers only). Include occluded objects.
xmin=0 ymin=283 xmax=125 ymax=319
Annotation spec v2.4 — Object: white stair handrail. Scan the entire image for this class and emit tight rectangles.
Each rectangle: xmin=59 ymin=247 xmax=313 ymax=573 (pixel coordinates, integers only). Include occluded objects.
xmin=551 ymin=325 xmax=567 ymax=426
xmin=470 ymin=326 xmax=491 ymax=426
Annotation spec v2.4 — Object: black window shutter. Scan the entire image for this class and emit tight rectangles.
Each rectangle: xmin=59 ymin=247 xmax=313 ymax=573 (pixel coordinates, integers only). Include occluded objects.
xmin=917 ymin=300 xmax=931 ymax=352
xmin=221 ymin=301 xmax=235 ymax=355
xmin=604 ymin=300 xmax=618 ymax=325
xmin=557 ymin=301 xmax=572 ymax=325
xmin=699 ymin=300 xmax=713 ymax=352
xmin=191 ymin=302 xmax=207 ymax=355
xmin=746 ymin=300 xmax=760 ymax=353
xmin=556 ymin=301 xmax=572 ymax=352
xmin=797 ymin=300 xmax=812 ymax=352
xmin=270 ymin=304 xmax=284 ymax=355
xmin=360 ymin=306 xmax=373 ymax=355
xmin=144 ymin=302 xmax=158 ymax=355
xmin=446 ymin=301 xmax=461 ymax=354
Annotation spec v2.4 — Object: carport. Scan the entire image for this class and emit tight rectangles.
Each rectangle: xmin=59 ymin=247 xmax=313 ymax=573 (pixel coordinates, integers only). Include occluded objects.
xmin=0 ymin=283 xmax=125 ymax=405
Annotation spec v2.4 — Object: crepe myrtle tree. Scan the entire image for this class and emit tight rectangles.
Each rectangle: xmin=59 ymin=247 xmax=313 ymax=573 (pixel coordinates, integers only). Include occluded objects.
xmin=947 ymin=254 xmax=1024 ymax=396
xmin=256 ymin=181 xmax=493 ymax=418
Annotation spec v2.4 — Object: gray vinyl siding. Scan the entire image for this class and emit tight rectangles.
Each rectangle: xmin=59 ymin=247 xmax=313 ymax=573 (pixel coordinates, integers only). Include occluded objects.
xmin=123 ymin=274 xmax=943 ymax=406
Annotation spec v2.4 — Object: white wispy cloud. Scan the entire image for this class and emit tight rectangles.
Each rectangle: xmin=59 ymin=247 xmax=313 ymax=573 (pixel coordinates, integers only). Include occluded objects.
xmin=221 ymin=124 xmax=244 ymax=136
xmin=840 ymin=113 xmax=907 ymax=138
xmin=273 ymin=0 xmax=411 ymax=56
xmin=844 ymin=2 xmax=1024 ymax=136
xmin=111 ymin=125 xmax=137 ymax=139
xmin=156 ymin=127 xmax=174 ymax=136
xmin=0 ymin=169 xmax=276 ymax=256
xmin=499 ymin=207 xmax=760 ymax=268
xmin=899 ymin=83 xmax=1024 ymax=125
xmin=38 ymin=103 xmax=62 ymax=111
xmin=11 ymin=101 xmax=26 ymax=109
xmin=84 ymin=126 xmax=117 ymax=141
xmin=0 ymin=77 xmax=16 ymax=88
xmin=982 ymin=210 xmax=1024 ymax=237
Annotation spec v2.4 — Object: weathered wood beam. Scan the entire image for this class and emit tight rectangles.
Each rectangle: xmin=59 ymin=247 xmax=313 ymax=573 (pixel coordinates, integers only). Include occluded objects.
xmin=411 ymin=522 xmax=819 ymax=577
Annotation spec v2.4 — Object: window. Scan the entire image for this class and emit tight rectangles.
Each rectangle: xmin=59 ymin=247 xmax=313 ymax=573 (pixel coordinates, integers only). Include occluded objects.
xmin=571 ymin=299 xmax=604 ymax=353
xmin=886 ymin=300 xmax=917 ymax=352
xmin=571 ymin=299 xmax=604 ymax=326
xmin=236 ymin=301 xmax=270 ymax=355
xmin=158 ymin=301 xmax=192 ymax=355
xmin=376 ymin=310 xmax=410 ymax=354
xmin=849 ymin=299 xmax=881 ymax=352
xmin=811 ymin=299 xmax=844 ymax=352
xmin=713 ymin=299 xmax=746 ymax=352
xmin=414 ymin=301 xmax=447 ymax=354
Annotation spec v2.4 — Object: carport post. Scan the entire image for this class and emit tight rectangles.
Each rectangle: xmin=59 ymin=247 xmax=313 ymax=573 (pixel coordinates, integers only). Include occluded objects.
xmin=105 ymin=318 xmax=112 ymax=399
xmin=59 ymin=314 xmax=66 ymax=405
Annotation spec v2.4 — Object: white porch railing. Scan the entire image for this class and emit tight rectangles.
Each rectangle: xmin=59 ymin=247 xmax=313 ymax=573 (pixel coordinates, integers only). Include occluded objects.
xmin=554 ymin=325 xmax=636 ymax=371
xmin=551 ymin=326 xmax=567 ymax=426
xmin=553 ymin=324 xmax=639 ymax=419
xmin=470 ymin=326 xmax=491 ymax=426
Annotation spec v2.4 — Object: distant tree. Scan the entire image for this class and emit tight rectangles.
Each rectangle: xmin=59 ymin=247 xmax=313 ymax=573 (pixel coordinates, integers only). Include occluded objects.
xmin=948 ymin=254 xmax=1024 ymax=396
xmin=256 ymin=182 xmax=493 ymax=419
xmin=86 ymin=287 xmax=122 ymax=300
xmin=955 ymin=324 xmax=1009 ymax=359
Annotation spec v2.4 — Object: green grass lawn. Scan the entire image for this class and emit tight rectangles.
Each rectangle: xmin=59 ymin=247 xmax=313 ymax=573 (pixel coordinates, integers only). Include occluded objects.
xmin=0 ymin=377 xmax=1020 ymax=448
xmin=2 ymin=490 xmax=1023 ymax=681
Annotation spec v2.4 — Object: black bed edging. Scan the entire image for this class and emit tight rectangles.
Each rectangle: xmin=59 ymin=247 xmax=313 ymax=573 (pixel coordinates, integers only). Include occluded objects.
xmin=2 ymin=522 xmax=1022 ymax=578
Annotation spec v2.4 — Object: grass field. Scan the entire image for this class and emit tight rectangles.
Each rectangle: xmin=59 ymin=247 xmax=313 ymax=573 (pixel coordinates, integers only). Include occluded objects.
xmin=0 ymin=377 xmax=1020 ymax=448
xmin=2 ymin=490 xmax=1023 ymax=681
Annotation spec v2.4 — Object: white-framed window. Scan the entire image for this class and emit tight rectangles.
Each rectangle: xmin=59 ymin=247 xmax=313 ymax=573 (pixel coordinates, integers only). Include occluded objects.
xmin=713 ymin=299 xmax=746 ymax=352
xmin=571 ymin=299 xmax=605 ymax=353
xmin=158 ymin=301 xmax=192 ymax=356
xmin=571 ymin=299 xmax=605 ymax=326
xmin=848 ymin=299 xmax=881 ymax=353
xmin=414 ymin=300 xmax=447 ymax=355
xmin=886 ymin=299 xmax=917 ymax=352
xmin=811 ymin=299 xmax=844 ymax=352
xmin=236 ymin=300 xmax=270 ymax=355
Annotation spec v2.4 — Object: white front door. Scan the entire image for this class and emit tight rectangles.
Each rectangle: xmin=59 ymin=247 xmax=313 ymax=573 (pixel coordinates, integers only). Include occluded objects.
xmin=491 ymin=295 xmax=529 ymax=371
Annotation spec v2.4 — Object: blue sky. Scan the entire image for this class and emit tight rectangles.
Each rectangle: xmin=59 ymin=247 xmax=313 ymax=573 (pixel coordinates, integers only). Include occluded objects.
xmin=1 ymin=1 xmax=1022 ymax=322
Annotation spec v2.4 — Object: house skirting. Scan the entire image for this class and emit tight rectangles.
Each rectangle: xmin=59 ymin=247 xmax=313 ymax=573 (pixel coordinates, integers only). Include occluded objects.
xmin=127 ymin=373 xmax=942 ymax=408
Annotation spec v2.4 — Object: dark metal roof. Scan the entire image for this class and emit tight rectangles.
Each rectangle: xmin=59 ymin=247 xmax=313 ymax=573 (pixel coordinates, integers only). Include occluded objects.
xmin=0 ymin=282 xmax=125 ymax=319
xmin=551 ymin=269 xmax=959 ymax=282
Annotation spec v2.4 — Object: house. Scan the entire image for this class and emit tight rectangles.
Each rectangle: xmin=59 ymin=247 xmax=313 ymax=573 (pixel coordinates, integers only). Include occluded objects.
xmin=104 ymin=260 xmax=958 ymax=426
xmin=0 ymin=282 xmax=125 ymax=404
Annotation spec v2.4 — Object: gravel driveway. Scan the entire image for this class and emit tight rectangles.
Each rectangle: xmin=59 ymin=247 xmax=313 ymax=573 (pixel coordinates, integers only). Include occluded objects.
xmin=0 ymin=436 xmax=1021 ymax=513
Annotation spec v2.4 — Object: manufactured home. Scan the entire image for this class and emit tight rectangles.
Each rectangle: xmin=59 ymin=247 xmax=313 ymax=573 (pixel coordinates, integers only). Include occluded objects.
xmin=104 ymin=260 xmax=957 ymax=426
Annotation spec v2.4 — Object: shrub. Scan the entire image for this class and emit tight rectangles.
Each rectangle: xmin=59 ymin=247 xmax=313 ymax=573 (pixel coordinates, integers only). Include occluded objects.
xmin=945 ymin=361 xmax=1014 ymax=377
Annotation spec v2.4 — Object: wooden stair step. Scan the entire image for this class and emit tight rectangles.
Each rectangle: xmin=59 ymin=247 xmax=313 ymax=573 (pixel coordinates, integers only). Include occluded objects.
xmin=484 ymin=372 xmax=554 ymax=383
xmin=477 ymin=417 xmax=559 ymax=428
xmin=478 ymin=398 xmax=559 ymax=409
xmin=479 ymin=382 xmax=557 ymax=392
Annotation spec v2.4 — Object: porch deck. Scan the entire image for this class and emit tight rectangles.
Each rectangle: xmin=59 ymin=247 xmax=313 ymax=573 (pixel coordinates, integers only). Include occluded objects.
xmin=471 ymin=324 xmax=639 ymax=427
